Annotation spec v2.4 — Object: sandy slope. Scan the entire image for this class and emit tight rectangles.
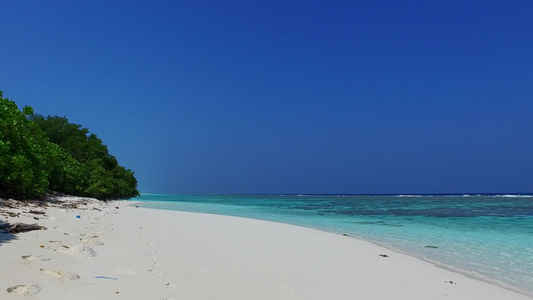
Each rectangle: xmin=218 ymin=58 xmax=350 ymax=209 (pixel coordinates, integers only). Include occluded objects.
xmin=0 ymin=197 xmax=530 ymax=300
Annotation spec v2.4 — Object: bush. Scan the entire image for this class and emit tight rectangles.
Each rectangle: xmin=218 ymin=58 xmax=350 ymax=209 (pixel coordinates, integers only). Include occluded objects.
xmin=0 ymin=92 xmax=49 ymax=198
xmin=31 ymin=115 xmax=139 ymax=200
xmin=0 ymin=91 xmax=139 ymax=200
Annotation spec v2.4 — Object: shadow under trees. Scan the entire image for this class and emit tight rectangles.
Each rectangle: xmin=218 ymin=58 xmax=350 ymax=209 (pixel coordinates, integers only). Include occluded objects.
xmin=0 ymin=219 xmax=18 ymax=246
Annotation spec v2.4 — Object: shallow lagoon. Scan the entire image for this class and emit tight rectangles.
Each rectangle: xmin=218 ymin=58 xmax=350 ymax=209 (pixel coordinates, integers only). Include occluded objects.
xmin=137 ymin=194 xmax=533 ymax=296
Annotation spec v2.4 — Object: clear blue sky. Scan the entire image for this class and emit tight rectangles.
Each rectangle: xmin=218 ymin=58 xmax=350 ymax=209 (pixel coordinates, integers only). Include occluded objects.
xmin=1 ymin=1 xmax=532 ymax=194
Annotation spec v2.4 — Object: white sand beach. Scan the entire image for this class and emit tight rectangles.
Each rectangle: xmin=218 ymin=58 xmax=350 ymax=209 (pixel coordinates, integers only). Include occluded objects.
xmin=0 ymin=197 xmax=530 ymax=300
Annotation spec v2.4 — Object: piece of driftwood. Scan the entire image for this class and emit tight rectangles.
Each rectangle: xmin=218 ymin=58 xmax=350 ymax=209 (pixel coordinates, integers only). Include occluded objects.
xmin=60 ymin=203 xmax=79 ymax=209
xmin=0 ymin=222 xmax=46 ymax=233
xmin=28 ymin=210 xmax=46 ymax=215
xmin=0 ymin=209 xmax=20 ymax=218
xmin=0 ymin=199 xmax=22 ymax=209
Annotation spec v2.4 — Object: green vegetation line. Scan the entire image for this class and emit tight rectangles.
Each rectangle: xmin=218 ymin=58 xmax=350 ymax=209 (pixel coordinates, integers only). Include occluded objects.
xmin=0 ymin=90 xmax=139 ymax=200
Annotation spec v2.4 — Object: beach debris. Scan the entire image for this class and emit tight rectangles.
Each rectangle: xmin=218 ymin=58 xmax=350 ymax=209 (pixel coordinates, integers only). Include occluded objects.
xmin=6 ymin=284 xmax=41 ymax=296
xmin=39 ymin=241 xmax=70 ymax=251
xmin=28 ymin=210 xmax=46 ymax=215
xmin=21 ymin=255 xmax=50 ymax=262
xmin=379 ymin=254 xmax=389 ymax=258
xmin=1 ymin=209 xmax=20 ymax=218
xmin=0 ymin=222 xmax=46 ymax=233
xmin=0 ymin=198 xmax=24 ymax=208
xmin=166 ymin=282 xmax=177 ymax=289
xmin=116 ymin=291 xmax=120 ymax=294
xmin=61 ymin=202 xmax=81 ymax=209
xmin=46 ymin=240 xmax=70 ymax=250
xmin=444 ymin=280 xmax=456 ymax=285
xmin=342 ymin=233 xmax=349 ymax=236
xmin=149 ymin=268 xmax=162 ymax=275
xmin=95 ymin=276 xmax=118 ymax=280
xmin=49 ymin=240 xmax=67 ymax=244
xmin=424 ymin=245 xmax=438 ymax=248
xmin=1 ymin=198 xmax=52 ymax=210
xmin=76 ymin=215 xmax=81 ymax=218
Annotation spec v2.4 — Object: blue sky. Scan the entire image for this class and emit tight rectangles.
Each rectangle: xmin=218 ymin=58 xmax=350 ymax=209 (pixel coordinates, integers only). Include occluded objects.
xmin=1 ymin=1 xmax=532 ymax=194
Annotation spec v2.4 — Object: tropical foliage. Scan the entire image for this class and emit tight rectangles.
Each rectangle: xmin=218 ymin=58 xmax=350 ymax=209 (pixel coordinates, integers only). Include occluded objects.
xmin=0 ymin=91 xmax=139 ymax=200
xmin=31 ymin=115 xmax=139 ymax=200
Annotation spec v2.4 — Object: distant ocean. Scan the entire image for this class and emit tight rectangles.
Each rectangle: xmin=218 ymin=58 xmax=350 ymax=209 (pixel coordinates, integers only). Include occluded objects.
xmin=135 ymin=194 xmax=533 ymax=296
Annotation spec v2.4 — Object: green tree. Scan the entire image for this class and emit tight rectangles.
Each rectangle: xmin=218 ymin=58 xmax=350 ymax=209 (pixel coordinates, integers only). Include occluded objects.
xmin=31 ymin=115 xmax=139 ymax=200
xmin=0 ymin=91 xmax=48 ymax=198
xmin=1 ymin=91 xmax=121 ymax=200
xmin=44 ymin=142 xmax=86 ymax=195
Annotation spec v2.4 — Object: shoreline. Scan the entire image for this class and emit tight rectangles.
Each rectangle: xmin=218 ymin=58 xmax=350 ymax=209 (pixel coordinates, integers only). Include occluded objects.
xmin=137 ymin=198 xmax=533 ymax=297
xmin=138 ymin=203 xmax=531 ymax=298
xmin=1 ymin=197 xmax=531 ymax=299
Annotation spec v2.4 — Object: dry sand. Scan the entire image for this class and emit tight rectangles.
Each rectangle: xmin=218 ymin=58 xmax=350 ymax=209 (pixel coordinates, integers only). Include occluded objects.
xmin=0 ymin=197 xmax=530 ymax=300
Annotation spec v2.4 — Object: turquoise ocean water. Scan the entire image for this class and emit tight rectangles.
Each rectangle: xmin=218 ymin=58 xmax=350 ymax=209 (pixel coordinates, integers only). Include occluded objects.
xmin=136 ymin=194 xmax=533 ymax=296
